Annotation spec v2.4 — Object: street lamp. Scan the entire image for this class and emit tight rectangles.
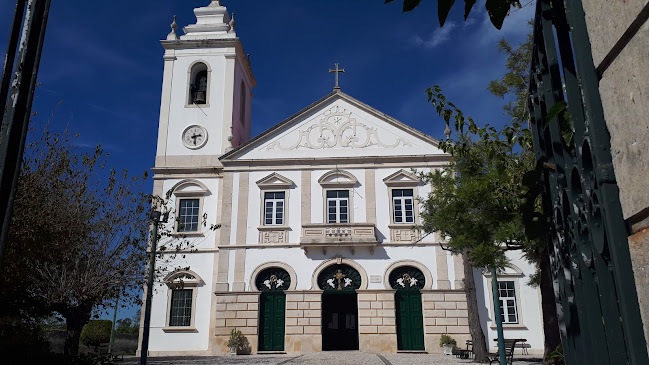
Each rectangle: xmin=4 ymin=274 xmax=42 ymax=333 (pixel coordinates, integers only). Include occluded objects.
xmin=139 ymin=209 xmax=169 ymax=365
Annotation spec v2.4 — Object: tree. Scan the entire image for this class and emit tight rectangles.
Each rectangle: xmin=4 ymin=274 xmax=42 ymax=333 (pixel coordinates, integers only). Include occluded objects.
xmin=420 ymin=124 xmax=531 ymax=362
xmin=420 ymin=31 xmax=562 ymax=363
xmin=0 ymin=124 xmax=151 ymax=357
xmin=384 ymin=0 xmax=522 ymax=29
xmin=80 ymin=320 xmax=112 ymax=351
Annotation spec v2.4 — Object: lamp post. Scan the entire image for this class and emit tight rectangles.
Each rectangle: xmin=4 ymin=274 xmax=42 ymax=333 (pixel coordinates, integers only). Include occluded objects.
xmin=491 ymin=267 xmax=507 ymax=365
xmin=109 ymin=288 xmax=120 ymax=355
xmin=139 ymin=209 xmax=168 ymax=365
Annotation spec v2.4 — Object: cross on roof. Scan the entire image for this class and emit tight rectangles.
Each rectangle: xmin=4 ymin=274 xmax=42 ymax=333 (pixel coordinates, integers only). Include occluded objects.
xmin=329 ymin=63 xmax=345 ymax=91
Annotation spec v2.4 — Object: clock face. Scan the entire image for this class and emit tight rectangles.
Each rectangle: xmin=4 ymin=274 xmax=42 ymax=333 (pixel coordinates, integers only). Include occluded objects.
xmin=182 ymin=125 xmax=208 ymax=149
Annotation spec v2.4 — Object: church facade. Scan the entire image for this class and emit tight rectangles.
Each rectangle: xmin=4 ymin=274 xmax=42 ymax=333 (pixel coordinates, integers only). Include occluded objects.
xmin=139 ymin=1 xmax=544 ymax=356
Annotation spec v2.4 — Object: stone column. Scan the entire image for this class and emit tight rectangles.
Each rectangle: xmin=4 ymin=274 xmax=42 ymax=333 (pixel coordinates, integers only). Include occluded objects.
xmin=435 ymin=246 xmax=451 ymax=289
xmin=285 ymin=290 xmax=323 ymax=352
xmin=357 ymin=290 xmax=397 ymax=353
xmin=453 ymin=254 xmax=465 ymax=289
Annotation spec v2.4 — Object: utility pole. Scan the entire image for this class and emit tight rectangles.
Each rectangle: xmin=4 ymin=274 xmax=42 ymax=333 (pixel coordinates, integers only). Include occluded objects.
xmin=139 ymin=209 xmax=168 ymax=365
xmin=0 ymin=0 xmax=52 ymax=265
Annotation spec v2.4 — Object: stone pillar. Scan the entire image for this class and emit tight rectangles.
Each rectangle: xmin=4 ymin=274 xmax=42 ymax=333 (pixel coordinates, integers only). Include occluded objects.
xmin=214 ymin=292 xmax=260 ymax=354
xmin=453 ymin=254 xmax=465 ymax=289
xmin=435 ymin=246 xmax=451 ymax=289
xmin=285 ymin=290 xmax=323 ymax=353
xmin=421 ymin=290 xmax=470 ymax=354
xmin=357 ymin=290 xmax=397 ymax=353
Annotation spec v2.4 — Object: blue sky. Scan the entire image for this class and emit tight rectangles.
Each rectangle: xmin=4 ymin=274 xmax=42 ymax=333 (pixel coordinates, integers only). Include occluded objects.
xmin=0 ymin=0 xmax=533 ymax=319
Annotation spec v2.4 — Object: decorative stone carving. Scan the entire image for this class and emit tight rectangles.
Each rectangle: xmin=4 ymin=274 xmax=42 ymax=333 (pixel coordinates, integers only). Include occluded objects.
xmin=260 ymin=230 xmax=288 ymax=244
xmin=265 ymin=106 xmax=411 ymax=151
xmin=390 ymin=227 xmax=420 ymax=242
xmin=301 ymin=223 xmax=377 ymax=246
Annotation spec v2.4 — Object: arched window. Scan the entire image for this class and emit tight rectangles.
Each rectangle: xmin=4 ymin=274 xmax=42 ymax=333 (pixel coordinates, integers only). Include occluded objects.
xmin=239 ymin=81 xmax=246 ymax=125
xmin=388 ymin=265 xmax=426 ymax=290
xmin=163 ymin=270 xmax=203 ymax=331
xmin=317 ymin=263 xmax=362 ymax=291
xmin=255 ymin=267 xmax=291 ymax=291
xmin=188 ymin=62 xmax=209 ymax=105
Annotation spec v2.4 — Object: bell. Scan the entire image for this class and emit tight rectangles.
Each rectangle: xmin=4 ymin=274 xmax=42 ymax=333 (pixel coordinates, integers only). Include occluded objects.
xmin=194 ymin=91 xmax=206 ymax=104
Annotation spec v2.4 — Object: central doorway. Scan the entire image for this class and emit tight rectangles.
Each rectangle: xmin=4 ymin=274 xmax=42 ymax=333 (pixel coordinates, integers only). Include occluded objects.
xmin=322 ymin=293 xmax=358 ymax=350
xmin=256 ymin=267 xmax=291 ymax=352
xmin=317 ymin=263 xmax=363 ymax=351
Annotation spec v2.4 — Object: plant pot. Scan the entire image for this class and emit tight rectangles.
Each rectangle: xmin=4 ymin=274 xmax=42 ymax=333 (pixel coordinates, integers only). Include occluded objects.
xmin=443 ymin=344 xmax=454 ymax=355
xmin=229 ymin=346 xmax=237 ymax=355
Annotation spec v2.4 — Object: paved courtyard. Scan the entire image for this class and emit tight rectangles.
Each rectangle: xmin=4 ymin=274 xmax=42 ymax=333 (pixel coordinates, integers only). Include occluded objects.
xmin=125 ymin=352 xmax=543 ymax=364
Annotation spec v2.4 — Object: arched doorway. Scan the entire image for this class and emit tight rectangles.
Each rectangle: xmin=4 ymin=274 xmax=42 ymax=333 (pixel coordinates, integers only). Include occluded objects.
xmin=389 ymin=266 xmax=425 ymax=351
xmin=256 ymin=267 xmax=291 ymax=351
xmin=318 ymin=263 xmax=362 ymax=351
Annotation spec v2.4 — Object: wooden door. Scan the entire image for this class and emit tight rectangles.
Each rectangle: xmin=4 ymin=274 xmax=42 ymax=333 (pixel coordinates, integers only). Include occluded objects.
xmin=395 ymin=291 xmax=425 ymax=351
xmin=259 ymin=291 xmax=285 ymax=351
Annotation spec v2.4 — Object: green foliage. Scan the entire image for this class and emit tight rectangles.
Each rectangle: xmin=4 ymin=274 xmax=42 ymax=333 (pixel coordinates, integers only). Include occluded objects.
xmin=384 ymin=0 xmax=521 ymax=29
xmin=115 ymin=318 xmax=139 ymax=334
xmin=548 ymin=344 xmax=564 ymax=362
xmin=439 ymin=334 xmax=457 ymax=346
xmin=80 ymin=320 xmax=112 ymax=348
xmin=227 ymin=329 xmax=245 ymax=350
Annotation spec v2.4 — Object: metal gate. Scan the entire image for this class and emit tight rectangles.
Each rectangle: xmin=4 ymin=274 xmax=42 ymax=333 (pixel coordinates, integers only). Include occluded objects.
xmin=528 ymin=0 xmax=648 ymax=364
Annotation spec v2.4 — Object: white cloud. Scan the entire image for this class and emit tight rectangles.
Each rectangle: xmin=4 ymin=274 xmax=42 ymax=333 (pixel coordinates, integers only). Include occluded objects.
xmin=410 ymin=21 xmax=458 ymax=49
xmin=474 ymin=0 xmax=535 ymax=45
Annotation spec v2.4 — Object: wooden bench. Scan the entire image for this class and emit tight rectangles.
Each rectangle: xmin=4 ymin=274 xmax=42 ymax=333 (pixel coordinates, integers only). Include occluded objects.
xmin=488 ymin=339 xmax=518 ymax=365
xmin=97 ymin=343 xmax=124 ymax=361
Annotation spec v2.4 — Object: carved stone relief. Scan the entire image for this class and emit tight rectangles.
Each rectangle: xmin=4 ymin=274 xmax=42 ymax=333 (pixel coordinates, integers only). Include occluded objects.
xmin=390 ymin=227 xmax=420 ymax=243
xmin=265 ymin=106 xmax=411 ymax=151
xmin=260 ymin=230 xmax=288 ymax=244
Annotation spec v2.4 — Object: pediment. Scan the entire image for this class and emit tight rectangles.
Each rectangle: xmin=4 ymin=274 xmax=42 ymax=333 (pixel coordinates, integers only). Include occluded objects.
xmin=169 ymin=179 xmax=211 ymax=197
xmin=256 ymin=173 xmax=295 ymax=189
xmin=383 ymin=169 xmax=422 ymax=187
xmin=221 ymin=92 xmax=446 ymax=162
xmin=318 ymin=170 xmax=358 ymax=188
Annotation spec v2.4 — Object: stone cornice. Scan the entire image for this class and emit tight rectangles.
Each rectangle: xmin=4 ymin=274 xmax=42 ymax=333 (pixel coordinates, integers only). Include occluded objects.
xmin=220 ymin=154 xmax=451 ymax=169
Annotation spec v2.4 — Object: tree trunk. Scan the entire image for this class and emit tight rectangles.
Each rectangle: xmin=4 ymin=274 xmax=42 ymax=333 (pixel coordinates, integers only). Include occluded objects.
xmin=539 ymin=252 xmax=563 ymax=364
xmin=462 ymin=253 xmax=489 ymax=363
xmin=62 ymin=306 xmax=92 ymax=358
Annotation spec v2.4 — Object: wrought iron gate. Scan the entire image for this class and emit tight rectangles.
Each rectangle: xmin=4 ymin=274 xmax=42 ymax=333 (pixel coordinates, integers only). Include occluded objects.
xmin=528 ymin=0 xmax=648 ymax=364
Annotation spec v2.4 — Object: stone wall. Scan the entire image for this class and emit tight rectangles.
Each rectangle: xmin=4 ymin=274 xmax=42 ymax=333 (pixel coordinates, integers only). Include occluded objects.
xmin=582 ymin=0 xmax=649 ymax=352
xmin=285 ymin=291 xmax=323 ymax=353
xmin=213 ymin=292 xmax=260 ymax=354
xmin=357 ymin=290 xmax=397 ymax=353
xmin=421 ymin=290 xmax=470 ymax=354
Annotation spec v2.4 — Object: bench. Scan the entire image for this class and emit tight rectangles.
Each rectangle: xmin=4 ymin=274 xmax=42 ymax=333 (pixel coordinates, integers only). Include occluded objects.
xmin=488 ymin=339 xmax=518 ymax=365
xmin=97 ymin=343 xmax=125 ymax=361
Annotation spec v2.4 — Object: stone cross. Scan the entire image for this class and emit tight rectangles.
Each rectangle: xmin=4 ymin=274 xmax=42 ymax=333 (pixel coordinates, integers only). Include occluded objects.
xmin=329 ymin=63 xmax=345 ymax=90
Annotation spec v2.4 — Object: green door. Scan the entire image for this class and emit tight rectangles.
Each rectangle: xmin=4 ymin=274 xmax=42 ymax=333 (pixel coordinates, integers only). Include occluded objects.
xmin=395 ymin=291 xmax=425 ymax=351
xmin=259 ymin=291 xmax=285 ymax=351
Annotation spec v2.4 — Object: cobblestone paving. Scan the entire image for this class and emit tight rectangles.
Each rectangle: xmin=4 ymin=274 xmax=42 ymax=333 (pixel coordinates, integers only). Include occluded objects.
xmin=125 ymin=352 xmax=543 ymax=365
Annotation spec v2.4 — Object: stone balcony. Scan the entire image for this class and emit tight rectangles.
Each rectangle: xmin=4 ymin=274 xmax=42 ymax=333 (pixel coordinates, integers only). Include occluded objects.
xmin=300 ymin=223 xmax=378 ymax=253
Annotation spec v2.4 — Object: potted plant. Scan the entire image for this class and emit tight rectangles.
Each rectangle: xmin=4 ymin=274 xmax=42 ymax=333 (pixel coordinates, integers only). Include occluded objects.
xmin=440 ymin=334 xmax=457 ymax=355
xmin=227 ymin=329 xmax=244 ymax=355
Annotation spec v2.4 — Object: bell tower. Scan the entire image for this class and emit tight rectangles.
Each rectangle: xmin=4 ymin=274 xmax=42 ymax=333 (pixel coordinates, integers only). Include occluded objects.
xmin=154 ymin=0 xmax=256 ymax=169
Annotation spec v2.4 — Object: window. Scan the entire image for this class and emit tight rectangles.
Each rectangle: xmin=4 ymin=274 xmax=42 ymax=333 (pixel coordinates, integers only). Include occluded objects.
xmin=327 ymin=190 xmax=349 ymax=223
xmin=264 ymin=192 xmax=285 ymax=225
xmin=497 ymin=281 xmax=518 ymax=324
xmin=169 ymin=289 xmax=193 ymax=326
xmin=163 ymin=270 xmax=202 ymax=332
xmin=392 ymin=189 xmax=414 ymax=224
xmin=178 ymin=198 xmax=200 ymax=232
